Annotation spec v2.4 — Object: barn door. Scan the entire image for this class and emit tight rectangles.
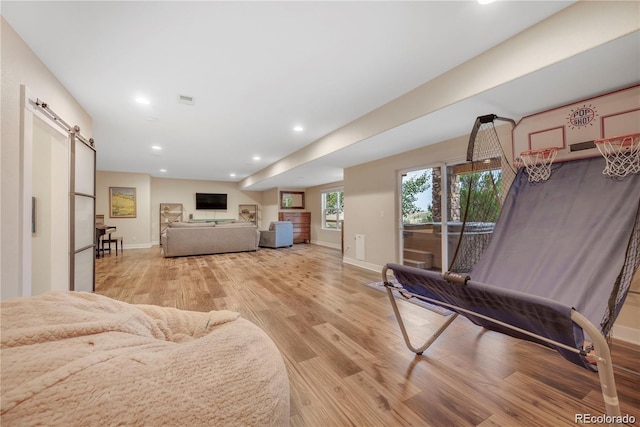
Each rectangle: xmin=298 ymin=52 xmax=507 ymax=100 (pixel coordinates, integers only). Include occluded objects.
xmin=22 ymin=86 xmax=96 ymax=295
xmin=70 ymin=131 xmax=96 ymax=292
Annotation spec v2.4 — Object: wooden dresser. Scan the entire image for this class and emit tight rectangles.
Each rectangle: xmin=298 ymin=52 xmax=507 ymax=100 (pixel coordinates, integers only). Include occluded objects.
xmin=279 ymin=211 xmax=310 ymax=243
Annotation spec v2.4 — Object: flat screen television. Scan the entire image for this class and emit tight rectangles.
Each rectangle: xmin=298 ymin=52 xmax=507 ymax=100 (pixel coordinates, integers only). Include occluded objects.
xmin=195 ymin=193 xmax=227 ymax=210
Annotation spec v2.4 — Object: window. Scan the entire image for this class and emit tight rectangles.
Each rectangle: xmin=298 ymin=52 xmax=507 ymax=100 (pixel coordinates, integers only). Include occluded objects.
xmin=446 ymin=159 xmax=508 ymax=273
xmin=402 ymin=168 xmax=435 ymax=225
xmin=322 ymin=189 xmax=344 ymax=230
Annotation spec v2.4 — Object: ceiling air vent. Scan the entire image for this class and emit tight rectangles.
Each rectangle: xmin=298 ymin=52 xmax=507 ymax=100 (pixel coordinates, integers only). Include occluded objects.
xmin=178 ymin=94 xmax=195 ymax=105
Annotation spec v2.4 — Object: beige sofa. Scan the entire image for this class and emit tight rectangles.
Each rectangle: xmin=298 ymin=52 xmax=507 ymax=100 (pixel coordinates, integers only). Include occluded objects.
xmin=161 ymin=222 xmax=260 ymax=257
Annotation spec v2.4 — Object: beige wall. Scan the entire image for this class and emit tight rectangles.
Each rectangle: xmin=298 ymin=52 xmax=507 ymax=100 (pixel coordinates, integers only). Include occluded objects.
xmin=343 ymin=134 xmax=469 ymax=270
xmin=95 ymin=175 xmax=346 ymax=250
xmin=306 ymin=182 xmax=343 ymax=250
xmin=96 ymin=174 xmax=265 ymax=246
xmin=150 ymin=177 xmax=263 ymax=244
xmin=262 ymin=185 xmax=346 ymax=249
xmin=96 ymin=172 xmax=152 ymax=248
xmin=96 ymin=173 xmax=345 ymax=249
xmin=261 ymin=188 xmax=280 ymax=226
xmin=343 ymin=122 xmax=514 ymax=270
xmin=1 ymin=19 xmax=92 ymax=299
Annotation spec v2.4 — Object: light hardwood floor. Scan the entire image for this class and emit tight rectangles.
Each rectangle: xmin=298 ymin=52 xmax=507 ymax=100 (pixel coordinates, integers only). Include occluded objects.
xmin=96 ymin=245 xmax=640 ymax=427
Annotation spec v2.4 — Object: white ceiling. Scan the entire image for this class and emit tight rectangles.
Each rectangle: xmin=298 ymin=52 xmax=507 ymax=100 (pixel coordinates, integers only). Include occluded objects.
xmin=2 ymin=1 xmax=639 ymax=191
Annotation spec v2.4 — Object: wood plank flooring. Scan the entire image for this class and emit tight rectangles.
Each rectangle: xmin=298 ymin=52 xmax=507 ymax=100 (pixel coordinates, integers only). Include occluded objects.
xmin=96 ymin=245 xmax=640 ymax=426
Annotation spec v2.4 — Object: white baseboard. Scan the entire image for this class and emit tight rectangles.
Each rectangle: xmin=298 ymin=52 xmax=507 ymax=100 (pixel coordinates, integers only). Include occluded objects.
xmin=311 ymin=240 xmax=341 ymax=250
xmin=123 ymin=243 xmax=153 ymax=250
xmin=342 ymin=256 xmax=382 ymax=273
xmin=611 ymin=324 xmax=640 ymax=346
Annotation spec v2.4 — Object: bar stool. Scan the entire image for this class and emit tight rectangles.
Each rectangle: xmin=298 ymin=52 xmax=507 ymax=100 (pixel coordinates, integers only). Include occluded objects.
xmin=102 ymin=235 xmax=124 ymax=256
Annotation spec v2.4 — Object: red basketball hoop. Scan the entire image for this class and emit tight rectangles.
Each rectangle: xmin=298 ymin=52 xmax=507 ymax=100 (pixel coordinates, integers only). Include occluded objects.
xmin=518 ymin=147 xmax=558 ymax=183
xmin=594 ymin=133 xmax=640 ymax=178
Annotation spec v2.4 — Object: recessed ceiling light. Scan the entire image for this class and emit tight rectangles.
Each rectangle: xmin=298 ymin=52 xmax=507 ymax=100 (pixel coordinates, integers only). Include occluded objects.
xmin=160 ymin=169 xmax=167 ymax=173
xmin=293 ymin=125 xmax=304 ymax=132
xmin=477 ymin=0 xmax=495 ymax=4
xmin=230 ymin=173 xmax=236 ymax=177
xmin=152 ymin=145 xmax=162 ymax=150
xmin=135 ymin=97 xmax=150 ymax=105
xmin=253 ymin=156 xmax=261 ymax=161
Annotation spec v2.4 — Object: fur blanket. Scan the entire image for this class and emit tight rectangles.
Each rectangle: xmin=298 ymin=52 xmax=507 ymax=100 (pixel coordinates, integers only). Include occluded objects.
xmin=1 ymin=292 xmax=289 ymax=426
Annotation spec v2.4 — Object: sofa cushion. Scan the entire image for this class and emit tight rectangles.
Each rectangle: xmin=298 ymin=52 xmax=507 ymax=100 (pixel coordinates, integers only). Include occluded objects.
xmin=215 ymin=221 xmax=255 ymax=227
xmin=169 ymin=222 xmax=215 ymax=228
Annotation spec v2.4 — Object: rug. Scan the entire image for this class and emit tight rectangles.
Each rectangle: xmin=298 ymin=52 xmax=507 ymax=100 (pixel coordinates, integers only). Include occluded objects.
xmin=363 ymin=279 xmax=453 ymax=316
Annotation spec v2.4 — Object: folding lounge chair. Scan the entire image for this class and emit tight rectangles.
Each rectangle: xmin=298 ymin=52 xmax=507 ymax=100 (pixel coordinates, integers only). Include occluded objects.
xmin=383 ymin=156 xmax=639 ymax=422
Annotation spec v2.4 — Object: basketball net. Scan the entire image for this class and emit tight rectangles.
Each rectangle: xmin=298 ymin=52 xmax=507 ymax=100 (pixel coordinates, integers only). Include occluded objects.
xmin=448 ymin=114 xmax=516 ymax=274
xmin=594 ymin=133 xmax=640 ymax=179
xmin=519 ymin=147 xmax=558 ymax=183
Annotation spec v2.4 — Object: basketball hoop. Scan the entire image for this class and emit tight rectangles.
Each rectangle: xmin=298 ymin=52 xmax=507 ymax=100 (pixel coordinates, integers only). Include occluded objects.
xmin=594 ymin=133 xmax=640 ymax=178
xmin=519 ymin=147 xmax=558 ymax=183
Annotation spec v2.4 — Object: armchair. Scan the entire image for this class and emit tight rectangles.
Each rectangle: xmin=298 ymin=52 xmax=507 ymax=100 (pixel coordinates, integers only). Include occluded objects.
xmin=259 ymin=221 xmax=294 ymax=248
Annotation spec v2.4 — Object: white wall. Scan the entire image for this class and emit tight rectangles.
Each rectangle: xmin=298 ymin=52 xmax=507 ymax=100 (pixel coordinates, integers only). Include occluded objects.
xmin=1 ymin=18 xmax=92 ymax=300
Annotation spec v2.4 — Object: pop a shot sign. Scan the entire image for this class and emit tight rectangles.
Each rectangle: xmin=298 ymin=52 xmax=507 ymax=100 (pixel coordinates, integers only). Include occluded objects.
xmin=567 ymin=104 xmax=598 ymax=130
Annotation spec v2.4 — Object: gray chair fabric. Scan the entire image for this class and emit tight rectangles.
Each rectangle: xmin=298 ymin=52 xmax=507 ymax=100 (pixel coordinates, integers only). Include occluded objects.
xmin=259 ymin=221 xmax=294 ymax=248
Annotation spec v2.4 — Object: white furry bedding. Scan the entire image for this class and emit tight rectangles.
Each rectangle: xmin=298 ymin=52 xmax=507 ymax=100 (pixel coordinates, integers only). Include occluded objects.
xmin=0 ymin=291 xmax=289 ymax=426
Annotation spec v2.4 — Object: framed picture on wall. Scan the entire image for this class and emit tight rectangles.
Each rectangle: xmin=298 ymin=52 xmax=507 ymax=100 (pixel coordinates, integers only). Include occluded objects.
xmin=109 ymin=187 xmax=137 ymax=218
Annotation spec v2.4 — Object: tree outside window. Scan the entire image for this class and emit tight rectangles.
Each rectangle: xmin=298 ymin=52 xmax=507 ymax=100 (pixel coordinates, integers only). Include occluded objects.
xmin=458 ymin=169 xmax=503 ymax=223
xmin=402 ymin=170 xmax=432 ymax=224
xmin=322 ymin=190 xmax=344 ymax=230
